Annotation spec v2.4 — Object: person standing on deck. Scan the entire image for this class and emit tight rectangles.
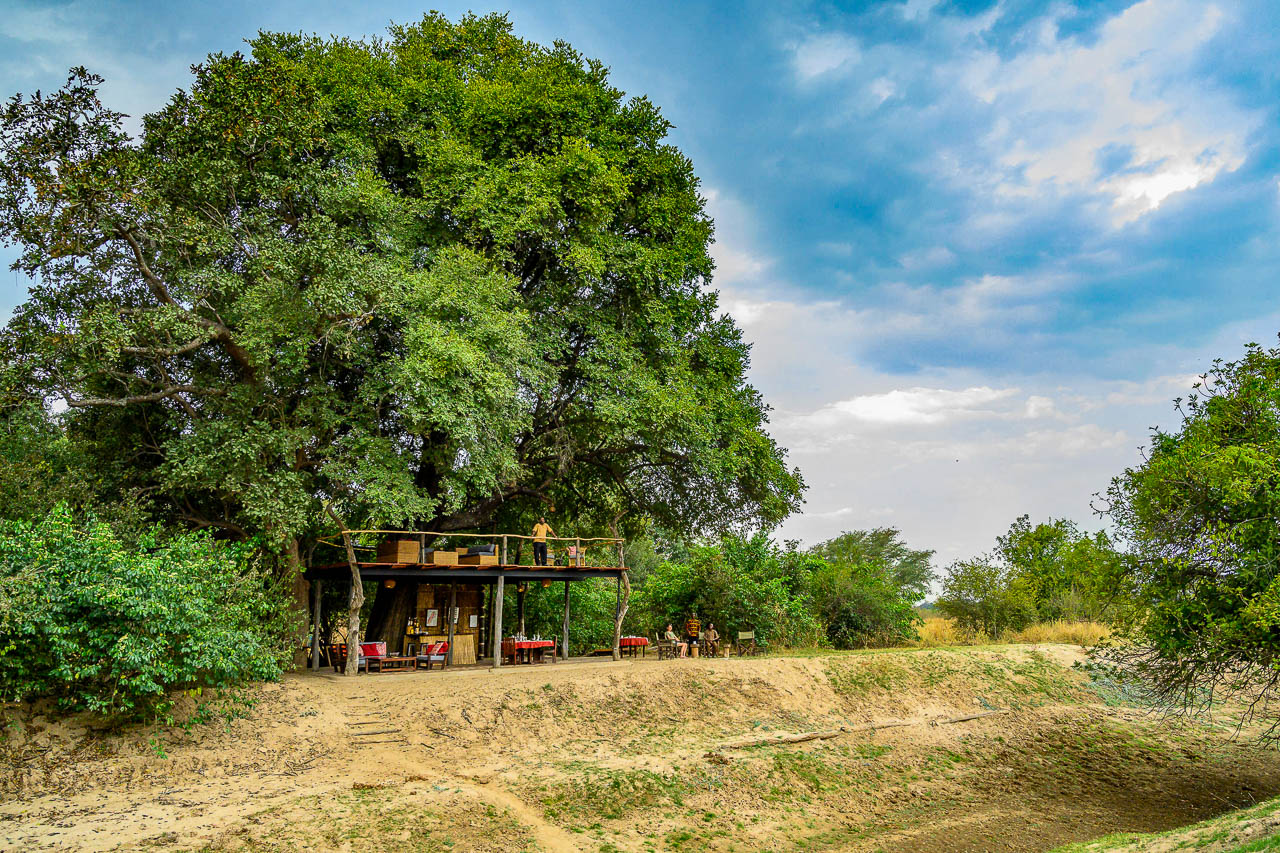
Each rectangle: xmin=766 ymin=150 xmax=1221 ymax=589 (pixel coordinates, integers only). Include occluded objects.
xmin=532 ymin=516 xmax=556 ymax=566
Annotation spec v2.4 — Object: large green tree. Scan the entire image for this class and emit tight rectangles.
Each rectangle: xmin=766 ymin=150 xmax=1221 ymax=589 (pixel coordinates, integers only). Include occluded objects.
xmin=1103 ymin=343 xmax=1280 ymax=733
xmin=0 ymin=15 xmax=802 ymax=579
xmin=809 ymin=528 xmax=936 ymax=604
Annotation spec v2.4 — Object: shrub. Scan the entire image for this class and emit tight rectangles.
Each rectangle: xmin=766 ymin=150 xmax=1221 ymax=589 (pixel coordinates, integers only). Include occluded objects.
xmin=935 ymin=557 xmax=1038 ymax=638
xmin=808 ymin=560 xmax=919 ymax=648
xmin=0 ymin=505 xmax=292 ymax=719
xmin=630 ymin=534 xmax=824 ymax=648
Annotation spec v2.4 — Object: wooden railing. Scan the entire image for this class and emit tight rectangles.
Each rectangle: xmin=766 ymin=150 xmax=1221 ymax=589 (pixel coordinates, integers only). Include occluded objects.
xmin=318 ymin=528 xmax=626 ymax=569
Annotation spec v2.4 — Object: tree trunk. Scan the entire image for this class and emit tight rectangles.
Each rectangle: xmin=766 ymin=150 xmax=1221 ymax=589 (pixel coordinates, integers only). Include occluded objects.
xmin=379 ymin=581 xmax=418 ymax=652
xmin=611 ymin=572 xmax=630 ymax=661
xmin=310 ymin=579 xmax=322 ymax=671
xmin=363 ymin=582 xmax=396 ymax=641
xmin=286 ymin=537 xmax=310 ymax=669
xmin=325 ymin=507 xmax=365 ymax=677
xmin=341 ymin=533 xmax=364 ymax=677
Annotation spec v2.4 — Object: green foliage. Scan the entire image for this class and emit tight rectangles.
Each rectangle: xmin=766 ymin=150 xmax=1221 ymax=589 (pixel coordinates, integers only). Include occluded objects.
xmin=0 ymin=402 xmax=94 ymax=522
xmin=1102 ymin=343 xmax=1280 ymax=723
xmin=936 ymin=557 xmax=1039 ymax=637
xmin=810 ymin=528 xmax=936 ymax=604
xmin=936 ymin=515 xmax=1125 ymax=637
xmin=630 ymin=534 xmax=824 ymax=648
xmin=995 ymin=515 xmax=1123 ymax=621
xmin=0 ymin=505 xmax=292 ymax=719
xmin=506 ymin=578 xmax=619 ymax=656
xmin=0 ymin=13 xmax=802 ymax=552
xmin=808 ymin=558 xmax=920 ymax=648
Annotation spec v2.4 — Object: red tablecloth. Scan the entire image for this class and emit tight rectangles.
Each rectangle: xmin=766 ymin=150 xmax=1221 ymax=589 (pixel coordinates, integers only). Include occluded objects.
xmin=503 ymin=639 xmax=554 ymax=651
xmin=620 ymin=636 xmax=649 ymax=647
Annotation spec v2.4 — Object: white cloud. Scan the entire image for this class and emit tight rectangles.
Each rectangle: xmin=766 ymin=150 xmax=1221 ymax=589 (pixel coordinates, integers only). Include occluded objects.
xmin=961 ymin=0 xmax=1258 ymax=224
xmin=789 ymin=33 xmax=861 ymax=80
xmin=704 ymin=188 xmax=773 ymax=288
xmin=794 ymin=386 xmax=1020 ymax=428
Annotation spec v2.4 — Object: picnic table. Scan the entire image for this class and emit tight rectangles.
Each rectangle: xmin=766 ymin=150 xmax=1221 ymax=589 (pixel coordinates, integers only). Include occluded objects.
xmin=620 ymin=636 xmax=650 ymax=657
xmin=502 ymin=638 xmax=555 ymax=665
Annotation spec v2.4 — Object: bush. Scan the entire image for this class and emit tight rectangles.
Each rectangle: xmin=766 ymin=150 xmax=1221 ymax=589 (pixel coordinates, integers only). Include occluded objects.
xmin=808 ymin=560 xmax=919 ymax=649
xmin=630 ymin=534 xmax=824 ymax=649
xmin=935 ymin=557 xmax=1038 ymax=638
xmin=0 ymin=505 xmax=292 ymax=719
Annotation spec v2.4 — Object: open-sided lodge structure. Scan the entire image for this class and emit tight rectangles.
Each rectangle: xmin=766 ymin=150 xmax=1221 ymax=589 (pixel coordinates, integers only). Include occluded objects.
xmin=304 ymin=530 xmax=630 ymax=672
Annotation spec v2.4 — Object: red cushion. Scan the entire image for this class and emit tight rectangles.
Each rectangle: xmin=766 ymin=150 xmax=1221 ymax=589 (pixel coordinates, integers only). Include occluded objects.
xmin=360 ymin=642 xmax=387 ymax=657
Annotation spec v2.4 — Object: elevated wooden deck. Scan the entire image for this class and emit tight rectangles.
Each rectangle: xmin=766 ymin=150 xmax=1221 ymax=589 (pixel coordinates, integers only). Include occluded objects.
xmin=305 ymin=562 xmax=626 ymax=582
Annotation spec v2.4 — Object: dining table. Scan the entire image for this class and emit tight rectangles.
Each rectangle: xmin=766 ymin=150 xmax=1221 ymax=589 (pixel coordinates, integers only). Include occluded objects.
xmin=502 ymin=637 xmax=555 ymax=665
xmin=619 ymin=636 xmax=650 ymax=657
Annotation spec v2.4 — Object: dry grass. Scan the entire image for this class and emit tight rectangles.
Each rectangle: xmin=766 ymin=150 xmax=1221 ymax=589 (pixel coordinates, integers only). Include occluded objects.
xmin=911 ymin=616 xmax=1110 ymax=648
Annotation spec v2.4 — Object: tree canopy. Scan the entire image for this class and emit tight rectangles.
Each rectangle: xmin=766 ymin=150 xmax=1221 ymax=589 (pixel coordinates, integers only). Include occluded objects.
xmin=0 ymin=13 xmax=803 ymax=555
xmin=810 ymin=528 xmax=936 ymax=604
xmin=1102 ymin=343 xmax=1280 ymax=731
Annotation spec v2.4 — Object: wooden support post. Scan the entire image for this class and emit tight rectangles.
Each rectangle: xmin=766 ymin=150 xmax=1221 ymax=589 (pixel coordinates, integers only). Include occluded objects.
xmin=562 ymin=580 xmax=571 ymax=659
xmin=501 ymin=535 xmax=508 ymax=567
xmin=446 ymin=582 xmax=456 ymax=666
xmin=517 ymin=583 xmax=526 ymax=637
xmin=310 ymin=579 xmax=322 ymax=670
xmin=492 ymin=574 xmax=505 ymax=668
xmin=575 ymin=537 xmax=582 ymax=567
xmin=482 ymin=582 xmax=493 ymax=659
xmin=612 ymin=574 xmax=623 ymax=661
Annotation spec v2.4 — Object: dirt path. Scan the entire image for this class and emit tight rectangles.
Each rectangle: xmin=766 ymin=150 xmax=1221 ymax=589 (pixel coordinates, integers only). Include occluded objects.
xmin=1 ymin=647 xmax=1277 ymax=852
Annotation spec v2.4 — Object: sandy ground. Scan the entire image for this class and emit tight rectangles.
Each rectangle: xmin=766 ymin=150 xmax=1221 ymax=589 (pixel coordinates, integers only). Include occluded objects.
xmin=2 ymin=645 xmax=1278 ymax=852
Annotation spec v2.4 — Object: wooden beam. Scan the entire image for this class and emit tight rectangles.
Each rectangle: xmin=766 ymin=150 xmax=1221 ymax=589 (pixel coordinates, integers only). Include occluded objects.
xmin=492 ymin=574 xmax=505 ymax=669
xmin=482 ymin=581 xmax=492 ymax=659
xmin=446 ymin=582 xmax=456 ymax=666
xmin=517 ymin=583 xmax=526 ymax=637
xmin=562 ymin=580 xmax=571 ymax=659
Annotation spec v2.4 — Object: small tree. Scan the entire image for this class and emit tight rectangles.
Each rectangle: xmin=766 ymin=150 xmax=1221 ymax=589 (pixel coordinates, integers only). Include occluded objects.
xmin=810 ymin=528 xmax=936 ymax=604
xmin=808 ymin=559 xmax=919 ymax=648
xmin=935 ymin=557 xmax=1038 ymax=638
xmin=995 ymin=515 xmax=1123 ymax=621
xmin=1102 ymin=342 xmax=1280 ymax=733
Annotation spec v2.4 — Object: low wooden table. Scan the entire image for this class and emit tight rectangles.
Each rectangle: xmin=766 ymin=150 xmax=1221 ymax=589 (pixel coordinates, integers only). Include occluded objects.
xmin=368 ymin=655 xmax=417 ymax=673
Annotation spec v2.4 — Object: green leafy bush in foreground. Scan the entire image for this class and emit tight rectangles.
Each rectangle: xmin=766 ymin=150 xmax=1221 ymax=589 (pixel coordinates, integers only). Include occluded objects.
xmin=0 ymin=505 xmax=291 ymax=719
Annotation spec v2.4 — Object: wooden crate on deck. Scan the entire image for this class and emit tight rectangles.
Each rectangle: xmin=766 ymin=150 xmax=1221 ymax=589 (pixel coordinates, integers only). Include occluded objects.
xmin=459 ymin=553 xmax=498 ymax=565
xmin=376 ymin=539 xmax=420 ymax=563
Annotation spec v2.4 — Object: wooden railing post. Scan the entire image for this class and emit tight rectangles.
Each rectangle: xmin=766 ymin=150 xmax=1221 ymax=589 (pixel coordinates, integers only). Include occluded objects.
xmin=501 ymin=535 xmax=508 ymax=566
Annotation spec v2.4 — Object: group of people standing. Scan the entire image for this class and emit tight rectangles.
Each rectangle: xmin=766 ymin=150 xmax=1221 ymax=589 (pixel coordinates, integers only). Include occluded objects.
xmin=663 ymin=615 xmax=719 ymax=658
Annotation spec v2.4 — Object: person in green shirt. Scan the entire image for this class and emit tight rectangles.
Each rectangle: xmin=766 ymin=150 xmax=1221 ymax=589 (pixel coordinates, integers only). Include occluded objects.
xmin=532 ymin=517 xmax=556 ymax=566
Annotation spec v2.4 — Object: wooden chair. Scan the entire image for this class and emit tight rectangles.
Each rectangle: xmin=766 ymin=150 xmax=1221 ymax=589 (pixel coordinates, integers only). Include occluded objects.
xmin=655 ymin=633 xmax=679 ymax=660
xmin=538 ymin=639 xmax=557 ymax=664
xmin=735 ymin=631 xmax=764 ymax=656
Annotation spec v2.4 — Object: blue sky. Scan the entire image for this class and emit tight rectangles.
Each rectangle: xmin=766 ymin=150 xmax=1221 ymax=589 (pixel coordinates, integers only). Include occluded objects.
xmin=3 ymin=0 xmax=1279 ymax=564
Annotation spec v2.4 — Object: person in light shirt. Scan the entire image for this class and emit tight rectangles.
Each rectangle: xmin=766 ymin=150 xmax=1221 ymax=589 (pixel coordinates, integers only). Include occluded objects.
xmin=664 ymin=623 xmax=688 ymax=658
xmin=531 ymin=516 xmax=556 ymax=566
